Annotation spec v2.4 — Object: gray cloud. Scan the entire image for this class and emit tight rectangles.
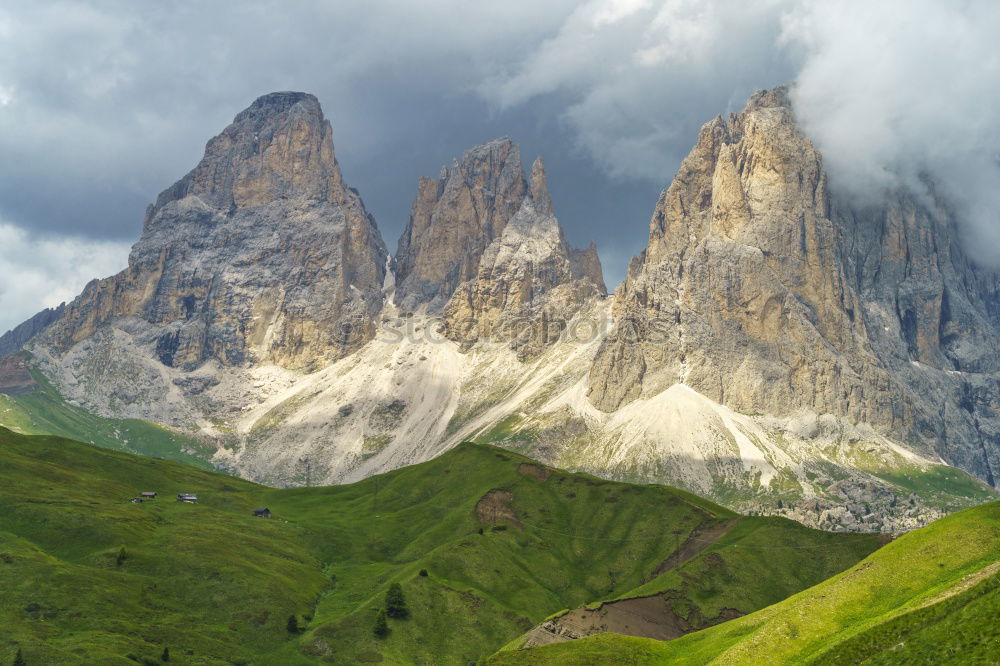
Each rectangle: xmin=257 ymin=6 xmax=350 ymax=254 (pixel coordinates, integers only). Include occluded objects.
xmin=490 ymin=0 xmax=1000 ymax=265
xmin=0 ymin=220 xmax=129 ymax=323
xmin=782 ymin=0 xmax=1000 ymax=266
xmin=1 ymin=0 xmax=998 ymax=334
xmin=485 ymin=0 xmax=800 ymax=179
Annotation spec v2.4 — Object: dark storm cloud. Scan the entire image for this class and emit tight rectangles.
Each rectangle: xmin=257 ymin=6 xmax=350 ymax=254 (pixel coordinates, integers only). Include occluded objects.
xmin=1 ymin=0 xmax=999 ymax=333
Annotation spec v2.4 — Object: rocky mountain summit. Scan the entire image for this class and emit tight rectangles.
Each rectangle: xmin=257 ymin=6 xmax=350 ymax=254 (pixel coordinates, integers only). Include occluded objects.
xmin=41 ymin=92 xmax=388 ymax=372
xmin=588 ymin=86 xmax=1000 ymax=487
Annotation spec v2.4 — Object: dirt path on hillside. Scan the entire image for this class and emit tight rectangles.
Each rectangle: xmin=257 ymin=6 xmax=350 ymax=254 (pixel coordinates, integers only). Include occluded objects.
xmin=650 ymin=519 xmax=736 ymax=579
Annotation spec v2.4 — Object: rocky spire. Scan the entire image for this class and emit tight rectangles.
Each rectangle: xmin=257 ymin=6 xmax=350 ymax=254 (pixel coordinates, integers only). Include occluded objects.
xmin=39 ymin=91 xmax=388 ymax=371
xmin=569 ymin=241 xmax=607 ymax=294
xmin=529 ymin=156 xmax=553 ymax=216
xmin=433 ymin=142 xmax=607 ymax=357
xmin=394 ymin=137 xmax=527 ymax=311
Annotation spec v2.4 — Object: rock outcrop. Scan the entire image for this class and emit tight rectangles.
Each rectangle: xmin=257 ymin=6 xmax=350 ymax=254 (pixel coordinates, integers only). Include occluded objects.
xmin=588 ymin=87 xmax=1000 ymax=486
xmin=441 ymin=156 xmax=607 ymax=357
xmin=0 ymin=304 xmax=64 ymax=358
xmin=39 ymin=92 xmax=388 ymax=371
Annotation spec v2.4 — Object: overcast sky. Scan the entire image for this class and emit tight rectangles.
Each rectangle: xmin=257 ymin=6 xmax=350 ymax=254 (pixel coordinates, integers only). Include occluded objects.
xmin=2 ymin=0 xmax=998 ymax=334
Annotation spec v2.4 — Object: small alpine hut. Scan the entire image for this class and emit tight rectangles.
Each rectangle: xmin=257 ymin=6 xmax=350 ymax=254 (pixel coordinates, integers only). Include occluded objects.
xmin=177 ymin=493 xmax=198 ymax=503
xmin=253 ymin=508 xmax=271 ymax=519
xmin=141 ymin=492 xmax=157 ymax=499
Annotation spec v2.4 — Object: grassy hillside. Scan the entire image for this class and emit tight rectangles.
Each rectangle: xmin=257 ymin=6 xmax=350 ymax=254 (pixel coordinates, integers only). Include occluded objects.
xmin=486 ymin=500 xmax=1000 ymax=665
xmin=1 ymin=428 xmax=883 ymax=665
xmin=0 ymin=363 xmax=214 ymax=469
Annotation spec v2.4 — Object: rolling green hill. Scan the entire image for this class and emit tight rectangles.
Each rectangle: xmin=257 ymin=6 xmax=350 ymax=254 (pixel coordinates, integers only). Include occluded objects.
xmin=486 ymin=500 xmax=1000 ymax=665
xmin=1 ymin=427 xmax=883 ymax=665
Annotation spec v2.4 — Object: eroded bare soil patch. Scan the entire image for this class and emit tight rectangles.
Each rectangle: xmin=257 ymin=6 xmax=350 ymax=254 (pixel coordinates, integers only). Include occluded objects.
xmin=476 ymin=489 xmax=523 ymax=529
xmin=524 ymin=595 xmax=743 ymax=647
xmin=517 ymin=462 xmax=553 ymax=481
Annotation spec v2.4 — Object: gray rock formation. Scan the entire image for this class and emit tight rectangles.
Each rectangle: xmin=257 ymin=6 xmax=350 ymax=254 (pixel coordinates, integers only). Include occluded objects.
xmin=589 ymin=87 xmax=1000 ymax=486
xmin=442 ymin=156 xmax=606 ymax=357
xmin=39 ymin=92 xmax=388 ymax=371
xmin=0 ymin=304 xmax=65 ymax=357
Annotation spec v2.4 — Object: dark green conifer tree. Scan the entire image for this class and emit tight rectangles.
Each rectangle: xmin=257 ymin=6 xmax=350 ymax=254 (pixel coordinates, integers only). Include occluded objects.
xmin=385 ymin=582 xmax=408 ymax=618
xmin=373 ymin=608 xmax=389 ymax=637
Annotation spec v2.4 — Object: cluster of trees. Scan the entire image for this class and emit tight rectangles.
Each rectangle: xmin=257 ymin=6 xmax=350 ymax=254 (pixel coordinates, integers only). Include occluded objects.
xmin=373 ymin=582 xmax=409 ymax=637
xmin=287 ymin=611 xmax=318 ymax=636
xmin=280 ymin=582 xmax=411 ymax=640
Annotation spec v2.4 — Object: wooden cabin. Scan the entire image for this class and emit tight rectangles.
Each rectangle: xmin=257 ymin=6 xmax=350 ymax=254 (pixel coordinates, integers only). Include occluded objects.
xmin=141 ymin=492 xmax=157 ymax=499
xmin=177 ymin=493 xmax=198 ymax=503
xmin=253 ymin=508 xmax=271 ymax=518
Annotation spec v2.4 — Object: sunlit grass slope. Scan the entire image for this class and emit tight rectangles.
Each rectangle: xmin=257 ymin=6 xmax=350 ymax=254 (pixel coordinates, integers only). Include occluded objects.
xmin=486 ymin=501 xmax=1000 ymax=665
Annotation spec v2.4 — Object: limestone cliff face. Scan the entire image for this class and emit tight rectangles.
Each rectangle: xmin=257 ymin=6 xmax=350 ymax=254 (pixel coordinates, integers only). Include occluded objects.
xmin=394 ymin=137 xmax=528 ymax=311
xmin=589 ymin=87 xmax=1000 ymax=485
xmin=41 ymin=92 xmax=387 ymax=371
xmin=442 ymin=157 xmax=606 ymax=357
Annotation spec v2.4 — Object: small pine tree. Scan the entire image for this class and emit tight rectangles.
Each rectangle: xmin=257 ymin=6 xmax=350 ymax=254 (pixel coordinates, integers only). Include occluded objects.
xmin=385 ymin=582 xmax=408 ymax=619
xmin=777 ymin=499 xmax=784 ymax=509
xmin=373 ymin=608 xmax=389 ymax=637
xmin=160 ymin=646 xmax=170 ymax=662
xmin=116 ymin=547 xmax=127 ymax=567
xmin=286 ymin=614 xmax=299 ymax=634
xmin=13 ymin=648 xmax=26 ymax=666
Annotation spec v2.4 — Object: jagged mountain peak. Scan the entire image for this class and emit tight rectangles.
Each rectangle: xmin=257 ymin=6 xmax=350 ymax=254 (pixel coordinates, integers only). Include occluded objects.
xmin=147 ymin=90 xmax=347 ymax=224
xmin=395 ymin=136 xmax=603 ymax=314
xmin=394 ymin=137 xmax=527 ymax=311
xmin=456 ymin=135 xmax=515 ymax=160
xmin=441 ymin=136 xmax=521 ymax=193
